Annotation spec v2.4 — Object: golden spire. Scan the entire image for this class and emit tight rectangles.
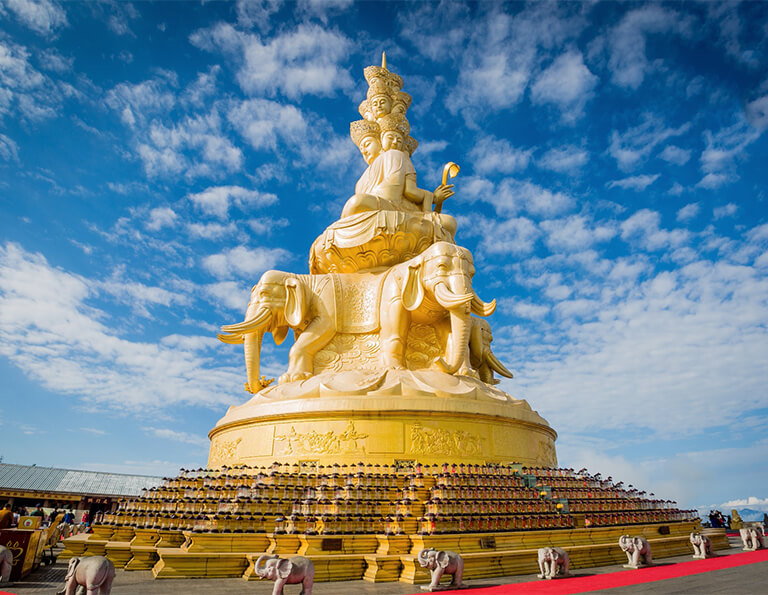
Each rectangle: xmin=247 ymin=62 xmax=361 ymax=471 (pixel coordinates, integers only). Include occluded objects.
xmin=381 ymin=51 xmax=386 ymax=70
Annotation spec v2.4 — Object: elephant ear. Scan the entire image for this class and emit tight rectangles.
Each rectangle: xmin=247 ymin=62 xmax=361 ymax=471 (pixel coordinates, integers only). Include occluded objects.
xmin=402 ymin=263 xmax=424 ymax=312
xmin=277 ymin=558 xmax=293 ymax=579
xmin=272 ymin=325 xmax=289 ymax=346
xmin=284 ymin=277 xmax=307 ymax=328
xmin=436 ymin=551 xmax=450 ymax=568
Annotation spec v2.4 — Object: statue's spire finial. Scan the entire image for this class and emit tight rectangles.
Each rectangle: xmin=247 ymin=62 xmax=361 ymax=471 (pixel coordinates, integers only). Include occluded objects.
xmin=382 ymin=51 xmax=386 ymax=70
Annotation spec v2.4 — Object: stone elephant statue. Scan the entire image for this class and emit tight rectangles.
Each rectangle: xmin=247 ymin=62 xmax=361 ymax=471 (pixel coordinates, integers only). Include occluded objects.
xmin=618 ymin=535 xmax=653 ymax=568
xmin=0 ymin=545 xmax=12 ymax=583
xmin=417 ymin=547 xmax=464 ymax=590
xmin=218 ymin=242 xmax=497 ymax=390
xmin=739 ymin=526 xmax=765 ymax=551
xmin=537 ymin=546 xmax=571 ymax=579
xmin=254 ymin=554 xmax=314 ymax=595
xmin=56 ymin=556 xmax=115 ymax=595
xmin=690 ymin=531 xmax=712 ymax=558
xmin=468 ymin=317 xmax=514 ymax=384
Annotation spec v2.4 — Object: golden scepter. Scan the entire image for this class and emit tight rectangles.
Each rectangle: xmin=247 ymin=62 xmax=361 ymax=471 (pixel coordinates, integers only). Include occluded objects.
xmin=434 ymin=162 xmax=460 ymax=213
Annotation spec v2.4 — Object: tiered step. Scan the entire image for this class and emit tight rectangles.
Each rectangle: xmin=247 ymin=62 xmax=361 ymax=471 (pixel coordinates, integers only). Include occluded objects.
xmin=62 ymin=462 xmax=714 ymax=582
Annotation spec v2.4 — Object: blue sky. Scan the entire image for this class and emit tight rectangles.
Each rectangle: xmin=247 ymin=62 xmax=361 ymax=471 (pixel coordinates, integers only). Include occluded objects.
xmin=1 ymin=0 xmax=767 ymax=516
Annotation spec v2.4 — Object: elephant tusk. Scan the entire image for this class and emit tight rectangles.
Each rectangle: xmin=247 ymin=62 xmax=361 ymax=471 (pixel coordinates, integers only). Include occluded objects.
xmin=434 ymin=283 xmax=473 ymax=310
xmin=432 ymin=356 xmax=460 ymax=375
xmin=486 ymin=351 xmax=514 ymax=379
xmin=471 ymin=295 xmax=496 ymax=316
xmin=219 ymin=307 xmax=272 ymax=337
xmin=217 ymin=333 xmax=244 ymax=345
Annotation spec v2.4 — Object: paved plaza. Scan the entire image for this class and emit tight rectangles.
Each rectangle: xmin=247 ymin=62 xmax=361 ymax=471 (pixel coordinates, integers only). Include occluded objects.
xmin=4 ymin=542 xmax=766 ymax=594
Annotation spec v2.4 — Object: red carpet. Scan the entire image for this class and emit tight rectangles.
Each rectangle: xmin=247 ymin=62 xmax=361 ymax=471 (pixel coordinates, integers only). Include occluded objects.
xmin=410 ymin=549 xmax=768 ymax=594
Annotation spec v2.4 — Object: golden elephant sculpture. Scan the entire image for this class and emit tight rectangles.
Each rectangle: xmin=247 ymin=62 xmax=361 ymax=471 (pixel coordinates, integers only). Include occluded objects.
xmin=218 ymin=242 xmax=497 ymax=392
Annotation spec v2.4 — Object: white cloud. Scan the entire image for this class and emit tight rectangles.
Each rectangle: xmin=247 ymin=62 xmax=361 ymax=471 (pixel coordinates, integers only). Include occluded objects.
xmin=541 ymin=215 xmax=617 ymax=252
xmin=203 ymin=281 xmax=250 ymax=311
xmin=227 ymin=99 xmax=308 ymax=150
xmin=0 ymin=39 xmax=61 ymax=122
xmin=499 ymin=179 xmax=575 ymax=217
xmin=202 ymin=245 xmax=291 ymax=279
xmin=191 ymin=23 xmax=354 ymax=99
xmin=536 ymin=146 xmax=589 ymax=173
xmin=3 ymin=0 xmax=68 ymax=36
xmin=620 ymin=209 xmax=689 ymax=251
xmin=105 ymin=78 xmax=176 ymax=128
xmin=658 ymin=145 xmax=691 ymax=166
xmin=188 ymin=185 xmax=278 ymax=219
xmin=713 ymin=203 xmax=738 ymax=220
xmin=0 ymin=242 xmax=242 ymax=412
xmin=676 ymin=203 xmax=700 ymax=222
xmin=607 ymin=5 xmax=691 ymax=89
xmin=530 ymin=50 xmax=597 ymax=122
xmin=466 ymin=215 xmax=540 ymax=256
xmin=696 ymin=173 xmax=729 ymax=190
xmin=608 ymin=114 xmax=690 ymax=171
xmin=745 ymin=94 xmax=768 ymax=131
xmin=469 ymin=136 xmax=532 ymax=175
xmin=145 ymin=427 xmax=208 ymax=447
xmin=145 ymin=207 xmax=177 ymax=231
xmin=510 ymin=301 xmax=549 ymax=320
xmin=699 ymin=117 xmax=761 ymax=184
xmin=0 ymin=134 xmax=19 ymax=162
xmin=606 ymin=174 xmax=660 ymax=191
xmin=235 ymin=0 xmax=281 ymax=31
xmin=139 ymin=111 xmax=243 ymax=179
xmin=186 ymin=222 xmax=238 ymax=241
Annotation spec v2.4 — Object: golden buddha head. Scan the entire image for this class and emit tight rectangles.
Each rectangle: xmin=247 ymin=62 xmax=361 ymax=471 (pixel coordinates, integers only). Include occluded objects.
xmin=379 ymin=113 xmax=410 ymax=152
xmin=350 ymin=119 xmax=382 ymax=164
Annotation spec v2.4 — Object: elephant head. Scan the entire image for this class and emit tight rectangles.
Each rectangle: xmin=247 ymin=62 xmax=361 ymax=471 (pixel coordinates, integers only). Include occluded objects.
xmin=218 ymin=271 xmax=310 ymax=392
xmin=417 ymin=547 xmax=437 ymax=569
xmin=619 ymin=535 xmax=632 ymax=551
xmin=254 ymin=554 xmax=280 ymax=579
xmin=469 ymin=317 xmax=514 ymax=384
xmin=400 ymin=242 xmax=496 ymax=374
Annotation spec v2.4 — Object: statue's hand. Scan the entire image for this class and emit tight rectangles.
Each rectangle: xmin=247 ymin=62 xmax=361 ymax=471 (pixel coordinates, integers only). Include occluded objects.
xmin=432 ymin=184 xmax=454 ymax=206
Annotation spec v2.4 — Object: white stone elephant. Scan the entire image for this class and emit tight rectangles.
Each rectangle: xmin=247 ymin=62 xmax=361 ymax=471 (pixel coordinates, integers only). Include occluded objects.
xmin=0 ymin=545 xmax=12 ymax=583
xmin=56 ymin=556 xmax=115 ymax=595
xmin=739 ymin=526 xmax=765 ymax=551
xmin=417 ymin=547 xmax=464 ymax=591
xmin=254 ymin=554 xmax=314 ymax=595
xmin=619 ymin=535 xmax=653 ymax=568
xmin=690 ymin=531 xmax=713 ymax=558
xmin=218 ymin=242 xmax=497 ymax=391
xmin=468 ymin=317 xmax=514 ymax=385
xmin=537 ymin=546 xmax=571 ymax=579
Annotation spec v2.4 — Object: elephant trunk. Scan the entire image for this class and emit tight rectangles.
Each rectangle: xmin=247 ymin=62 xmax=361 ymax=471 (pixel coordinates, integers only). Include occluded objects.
xmin=254 ymin=555 xmax=270 ymax=577
xmin=435 ymin=310 xmax=471 ymax=374
xmin=244 ymin=329 xmax=265 ymax=394
xmin=418 ymin=548 xmax=432 ymax=566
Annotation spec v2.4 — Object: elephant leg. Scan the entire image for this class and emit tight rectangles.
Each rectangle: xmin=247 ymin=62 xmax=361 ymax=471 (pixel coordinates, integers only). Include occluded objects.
xmin=380 ymin=298 xmax=409 ymax=369
xmin=286 ymin=318 xmax=335 ymax=380
xmin=99 ymin=575 xmax=114 ymax=595
xmin=1 ymin=558 xmax=10 ymax=582
xmin=452 ymin=564 xmax=464 ymax=586
xmin=301 ymin=576 xmax=313 ymax=595
xmin=272 ymin=578 xmax=286 ymax=595
xmin=561 ymin=557 xmax=570 ymax=576
xmin=537 ymin=558 xmax=546 ymax=579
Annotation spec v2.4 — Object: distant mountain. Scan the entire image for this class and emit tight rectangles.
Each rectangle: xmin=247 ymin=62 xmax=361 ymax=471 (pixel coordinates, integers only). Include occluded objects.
xmin=735 ymin=508 xmax=767 ymax=522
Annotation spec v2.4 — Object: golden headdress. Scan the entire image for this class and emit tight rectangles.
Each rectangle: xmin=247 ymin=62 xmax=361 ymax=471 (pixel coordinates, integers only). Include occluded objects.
xmin=404 ymin=136 xmax=419 ymax=156
xmin=392 ymin=91 xmax=412 ymax=115
xmin=364 ymin=52 xmax=404 ymax=95
xmin=350 ymin=119 xmax=381 ymax=147
xmin=378 ymin=113 xmax=410 ymax=138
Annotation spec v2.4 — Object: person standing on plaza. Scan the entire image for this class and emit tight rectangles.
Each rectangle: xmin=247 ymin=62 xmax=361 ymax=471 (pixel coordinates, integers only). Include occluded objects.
xmin=0 ymin=503 xmax=12 ymax=529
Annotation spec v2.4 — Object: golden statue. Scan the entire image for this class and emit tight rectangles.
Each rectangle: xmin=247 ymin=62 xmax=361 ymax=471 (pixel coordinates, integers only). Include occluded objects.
xmin=214 ymin=54 xmax=556 ymax=469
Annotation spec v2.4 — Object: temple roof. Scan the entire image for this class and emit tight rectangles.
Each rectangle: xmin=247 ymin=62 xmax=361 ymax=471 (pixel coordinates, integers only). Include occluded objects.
xmin=0 ymin=463 xmax=162 ymax=497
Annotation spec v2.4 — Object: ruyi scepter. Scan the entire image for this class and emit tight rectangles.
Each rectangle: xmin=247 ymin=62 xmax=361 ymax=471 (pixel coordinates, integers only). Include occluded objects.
xmin=435 ymin=162 xmax=460 ymax=213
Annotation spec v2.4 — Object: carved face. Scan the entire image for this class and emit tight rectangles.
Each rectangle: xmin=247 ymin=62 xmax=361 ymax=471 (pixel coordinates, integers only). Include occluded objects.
xmin=369 ymin=93 xmax=392 ymax=118
xmin=381 ymin=130 xmax=404 ymax=152
xmin=421 ymin=246 xmax=475 ymax=295
xmin=359 ymin=134 xmax=382 ymax=164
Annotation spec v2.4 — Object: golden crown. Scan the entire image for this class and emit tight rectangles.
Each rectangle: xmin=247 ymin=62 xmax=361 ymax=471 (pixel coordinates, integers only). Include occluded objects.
xmin=350 ymin=119 xmax=381 ymax=147
xmin=404 ymin=136 xmax=419 ymax=156
xmin=378 ymin=113 xmax=410 ymax=138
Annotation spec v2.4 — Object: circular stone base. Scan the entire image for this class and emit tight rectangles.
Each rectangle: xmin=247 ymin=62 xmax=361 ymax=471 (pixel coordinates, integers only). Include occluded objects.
xmin=208 ymin=370 xmax=557 ymax=468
